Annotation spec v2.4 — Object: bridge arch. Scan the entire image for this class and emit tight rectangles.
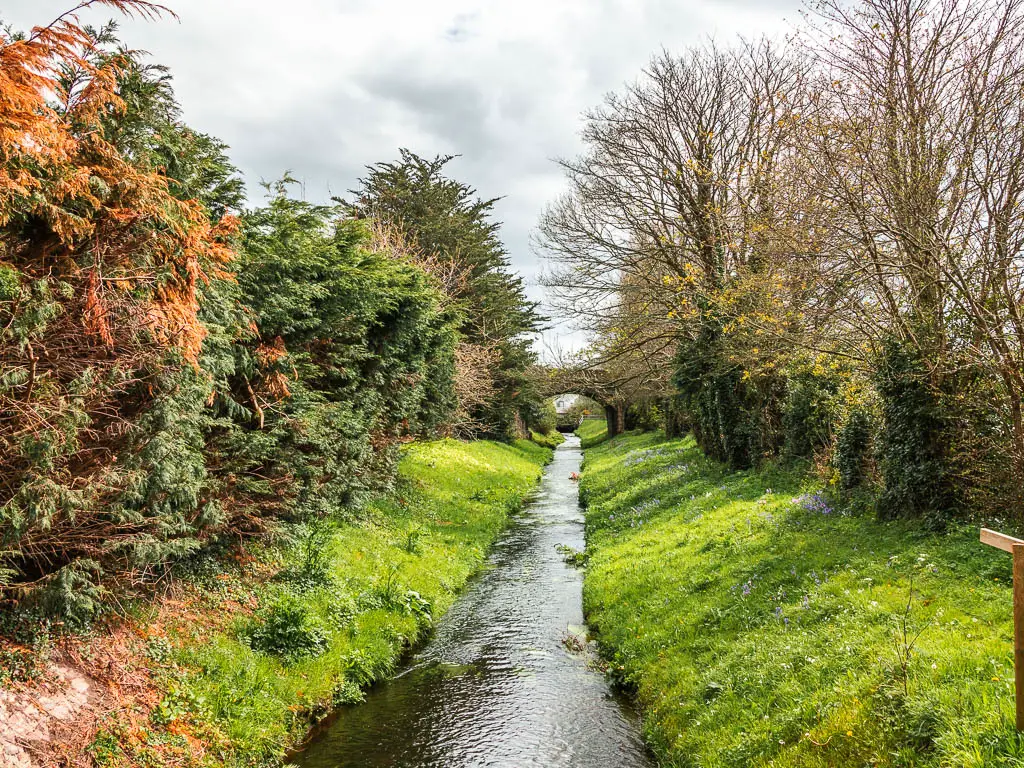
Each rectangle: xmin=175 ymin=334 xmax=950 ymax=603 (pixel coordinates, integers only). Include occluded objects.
xmin=551 ymin=392 xmax=602 ymax=432
xmin=539 ymin=369 xmax=630 ymax=438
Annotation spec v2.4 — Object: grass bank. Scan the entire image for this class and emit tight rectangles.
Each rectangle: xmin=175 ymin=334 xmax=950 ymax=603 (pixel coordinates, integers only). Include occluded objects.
xmin=530 ymin=429 xmax=567 ymax=449
xmin=580 ymin=431 xmax=1022 ymax=768
xmin=576 ymin=418 xmax=608 ymax=448
xmin=89 ymin=437 xmax=551 ymax=768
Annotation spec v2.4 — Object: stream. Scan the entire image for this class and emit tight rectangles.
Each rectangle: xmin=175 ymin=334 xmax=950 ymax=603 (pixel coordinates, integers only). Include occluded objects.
xmin=293 ymin=434 xmax=654 ymax=768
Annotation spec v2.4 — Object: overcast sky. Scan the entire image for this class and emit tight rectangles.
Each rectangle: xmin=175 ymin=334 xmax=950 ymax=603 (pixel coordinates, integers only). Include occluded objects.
xmin=2 ymin=0 xmax=800 ymax=353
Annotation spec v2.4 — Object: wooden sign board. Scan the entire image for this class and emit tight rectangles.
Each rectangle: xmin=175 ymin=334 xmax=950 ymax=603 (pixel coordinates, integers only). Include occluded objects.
xmin=981 ymin=528 xmax=1024 ymax=553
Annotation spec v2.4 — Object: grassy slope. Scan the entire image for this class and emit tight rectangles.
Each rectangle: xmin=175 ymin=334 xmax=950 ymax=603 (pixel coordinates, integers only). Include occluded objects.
xmin=531 ymin=429 xmax=567 ymax=449
xmin=580 ymin=431 xmax=1023 ymax=768
xmin=97 ymin=438 xmax=550 ymax=768
xmin=576 ymin=418 xmax=608 ymax=448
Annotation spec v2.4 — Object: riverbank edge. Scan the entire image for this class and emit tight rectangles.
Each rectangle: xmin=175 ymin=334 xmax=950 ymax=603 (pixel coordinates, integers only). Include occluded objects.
xmin=578 ymin=430 xmax=1020 ymax=768
xmin=0 ymin=435 xmax=556 ymax=768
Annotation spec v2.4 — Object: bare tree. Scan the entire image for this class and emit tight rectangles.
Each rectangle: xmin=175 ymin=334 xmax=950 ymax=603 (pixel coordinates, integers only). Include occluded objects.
xmin=799 ymin=0 xmax=1024 ymax=478
xmin=537 ymin=41 xmax=807 ymax=387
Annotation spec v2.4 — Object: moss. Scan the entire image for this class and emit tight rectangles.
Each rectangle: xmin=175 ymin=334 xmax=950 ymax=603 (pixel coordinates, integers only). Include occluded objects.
xmin=581 ymin=431 xmax=1022 ymax=768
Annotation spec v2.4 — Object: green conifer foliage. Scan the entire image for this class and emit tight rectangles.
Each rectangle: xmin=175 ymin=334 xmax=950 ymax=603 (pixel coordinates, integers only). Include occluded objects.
xmin=208 ymin=182 xmax=457 ymax=523
xmin=347 ymin=151 xmax=543 ymax=438
xmin=0 ymin=30 xmax=459 ymax=623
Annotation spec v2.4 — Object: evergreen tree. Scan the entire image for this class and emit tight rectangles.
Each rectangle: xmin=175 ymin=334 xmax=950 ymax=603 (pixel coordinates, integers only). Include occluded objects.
xmin=210 ymin=182 xmax=457 ymax=522
xmin=347 ymin=151 xmax=543 ymax=438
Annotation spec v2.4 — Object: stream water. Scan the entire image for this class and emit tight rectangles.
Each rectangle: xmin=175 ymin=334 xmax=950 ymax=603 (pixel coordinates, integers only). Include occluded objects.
xmin=293 ymin=435 xmax=654 ymax=768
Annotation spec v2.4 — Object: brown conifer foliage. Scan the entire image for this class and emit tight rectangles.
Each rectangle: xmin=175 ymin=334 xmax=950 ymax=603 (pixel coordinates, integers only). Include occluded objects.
xmin=0 ymin=1 xmax=239 ymax=593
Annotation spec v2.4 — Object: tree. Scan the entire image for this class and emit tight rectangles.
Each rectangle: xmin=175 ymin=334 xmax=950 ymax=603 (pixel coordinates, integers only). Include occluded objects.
xmin=0 ymin=8 xmax=460 ymax=621
xmin=539 ymin=42 xmax=807 ymax=465
xmin=208 ymin=181 xmax=457 ymax=522
xmin=797 ymin=0 xmax=1024 ymax=515
xmin=0 ymin=2 xmax=244 ymax=619
xmin=348 ymin=150 xmax=543 ymax=438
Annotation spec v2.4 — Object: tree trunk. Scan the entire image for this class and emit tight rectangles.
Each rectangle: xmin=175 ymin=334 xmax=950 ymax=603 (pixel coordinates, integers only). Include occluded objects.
xmin=605 ymin=405 xmax=618 ymax=438
xmin=664 ymin=397 xmax=687 ymax=438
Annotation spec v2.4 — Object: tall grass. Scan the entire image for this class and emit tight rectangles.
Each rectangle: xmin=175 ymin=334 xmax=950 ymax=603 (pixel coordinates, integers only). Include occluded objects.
xmin=581 ymin=432 xmax=1023 ymax=767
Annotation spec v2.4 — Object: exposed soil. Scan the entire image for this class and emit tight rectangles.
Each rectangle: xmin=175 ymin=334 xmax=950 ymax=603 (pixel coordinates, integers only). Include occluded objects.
xmin=0 ymin=552 xmax=271 ymax=768
xmin=0 ymin=622 xmax=160 ymax=768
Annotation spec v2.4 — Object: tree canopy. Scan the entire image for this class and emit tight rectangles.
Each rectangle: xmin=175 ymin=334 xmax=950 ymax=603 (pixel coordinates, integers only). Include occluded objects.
xmin=348 ymin=150 xmax=543 ymax=438
xmin=540 ymin=0 xmax=1024 ymax=523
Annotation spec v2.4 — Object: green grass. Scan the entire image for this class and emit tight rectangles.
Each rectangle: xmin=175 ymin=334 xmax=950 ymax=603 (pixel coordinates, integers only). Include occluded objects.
xmin=576 ymin=418 xmax=608 ymax=448
xmin=530 ymin=429 xmax=567 ymax=449
xmin=580 ymin=431 xmax=1024 ymax=768
xmin=120 ymin=438 xmax=550 ymax=767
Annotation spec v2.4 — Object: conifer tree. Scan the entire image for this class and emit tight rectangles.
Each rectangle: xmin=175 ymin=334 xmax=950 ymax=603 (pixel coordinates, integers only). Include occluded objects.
xmin=348 ymin=151 xmax=542 ymax=437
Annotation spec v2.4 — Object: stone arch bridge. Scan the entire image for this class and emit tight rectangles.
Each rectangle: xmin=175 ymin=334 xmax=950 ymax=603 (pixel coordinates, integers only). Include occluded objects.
xmin=538 ymin=367 xmax=631 ymax=439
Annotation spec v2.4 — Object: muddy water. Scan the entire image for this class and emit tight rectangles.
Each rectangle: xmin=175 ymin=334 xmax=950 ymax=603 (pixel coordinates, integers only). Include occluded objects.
xmin=293 ymin=435 xmax=653 ymax=768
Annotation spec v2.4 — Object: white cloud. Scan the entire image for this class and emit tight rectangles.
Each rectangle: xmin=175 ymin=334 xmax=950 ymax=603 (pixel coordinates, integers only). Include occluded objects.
xmin=2 ymin=0 xmax=801 ymax=353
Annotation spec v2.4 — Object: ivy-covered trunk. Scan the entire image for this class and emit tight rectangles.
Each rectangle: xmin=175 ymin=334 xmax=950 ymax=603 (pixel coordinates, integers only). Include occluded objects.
xmin=874 ymin=339 xmax=958 ymax=524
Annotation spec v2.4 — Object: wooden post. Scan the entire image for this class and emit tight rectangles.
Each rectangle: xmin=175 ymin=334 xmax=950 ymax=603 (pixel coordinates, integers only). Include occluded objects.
xmin=1015 ymin=544 xmax=1024 ymax=732
xmin=980 ymin=528 xmax=1024 ymax=730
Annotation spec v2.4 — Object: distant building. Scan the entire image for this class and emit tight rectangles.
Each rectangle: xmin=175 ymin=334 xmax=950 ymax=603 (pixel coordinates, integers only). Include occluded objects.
xmin=553 ymin=394 xmax=581 ymax=415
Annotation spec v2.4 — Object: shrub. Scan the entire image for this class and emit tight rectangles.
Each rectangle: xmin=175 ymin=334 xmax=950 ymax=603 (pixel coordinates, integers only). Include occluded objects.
xmin=525 ymin=398 xmax=558 ymax=435
xmin=0 ymin=35 xmax=467 ymax=624
xmin=836 ymin=406 xmax=875 ymax=491
xmin=874 ymin=339 xmax=957 ymax=524
xmin=781 ymin=358 xmax=844 ymax=461
xmin=673 ymin=318 xmax=785 ymax=469
xmin=625 ymin=399 xmax=662 ymax=432
xmin=246 ymin=598 xmax=328 ymax=662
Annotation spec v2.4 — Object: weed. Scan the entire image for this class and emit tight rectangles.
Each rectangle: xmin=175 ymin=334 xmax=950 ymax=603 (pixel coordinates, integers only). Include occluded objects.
xmin=555 ymin=544 xmax=587 ymax=567
xmin=274 ymin=518 xmax=336 ymax=592
xmin=87 ymin=727 xmax=125 ymax=766
xmin=561 ymin=630 xmax=586 ymax=653
xmin=891 ymin=577 xmax=928 ymax=697
xmin=331 ymin=677 xmax=365 ymax=706
xmin=146 ymin=635 xmax=173 ymax=664
xmin=0 ymin=621 xmax=50 ymax=684
xmin=401 ymin=524 xmax=424 ymax=554
xmin=246 ymin=598 xmax=328 ymax=662
xmin=530 ymin=430 xmax=566 ymax=449
xmin=152 ymin=683 xmax=205 ymax=726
